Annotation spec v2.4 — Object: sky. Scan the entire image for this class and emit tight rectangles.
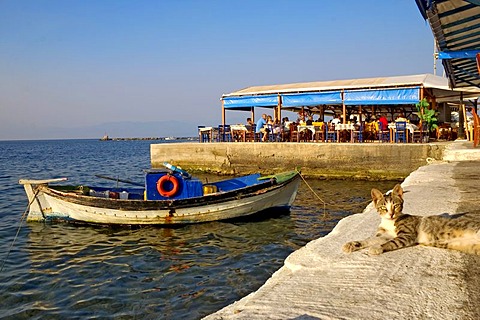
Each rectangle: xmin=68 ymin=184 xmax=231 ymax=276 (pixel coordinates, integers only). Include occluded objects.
xmin=0 ymin=0 xmax=440 ymax=140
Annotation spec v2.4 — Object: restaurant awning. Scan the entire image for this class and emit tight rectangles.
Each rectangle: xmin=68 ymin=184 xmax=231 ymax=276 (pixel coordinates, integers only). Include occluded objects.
xmin=221 ymin=74 xmax=480 ymax=109
xmin=281 ymin=92 xmax=342 ymax=107
xmin=344 ymin=88 xmax=420 ymax=105
xmin=223 ymin=94 xmax=278 ymax=109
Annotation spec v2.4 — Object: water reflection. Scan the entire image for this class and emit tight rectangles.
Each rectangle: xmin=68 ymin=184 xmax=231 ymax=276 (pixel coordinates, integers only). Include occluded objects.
xmin=14 ymin=179 xmax=396 ymax=319
xmin=0 ymin=140 xmax=398 ymax=319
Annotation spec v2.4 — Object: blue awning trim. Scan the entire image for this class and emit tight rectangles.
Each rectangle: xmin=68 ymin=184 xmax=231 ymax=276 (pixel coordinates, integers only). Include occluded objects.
xmin=281 ymin=91 xmax=342 ymax=107
xmin=223 ymin=88 xmax=420 ymax=109
xmin=438 ymin=50 xmax=480 ymax=59
xmin=344 ymin=88 xmax=420 ymax=105
xmin=223 ymin=94 xmax=278 ymax=109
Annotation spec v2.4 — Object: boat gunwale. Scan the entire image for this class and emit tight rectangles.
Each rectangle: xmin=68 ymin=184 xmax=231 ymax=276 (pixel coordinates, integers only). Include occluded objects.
xmin=39 ymin=171 xmax=301 ymax=211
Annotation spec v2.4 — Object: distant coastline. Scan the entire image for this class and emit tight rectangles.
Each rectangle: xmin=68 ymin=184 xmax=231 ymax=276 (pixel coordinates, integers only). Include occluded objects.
xmin=101 ymin=136 xmax=198 ymax=141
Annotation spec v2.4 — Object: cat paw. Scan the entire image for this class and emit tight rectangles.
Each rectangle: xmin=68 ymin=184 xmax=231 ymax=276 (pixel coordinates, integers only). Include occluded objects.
xmin=342 ymin=241 xmax=363 ymax=253
xmin=368 ymin=245 xmax=384 ymax=255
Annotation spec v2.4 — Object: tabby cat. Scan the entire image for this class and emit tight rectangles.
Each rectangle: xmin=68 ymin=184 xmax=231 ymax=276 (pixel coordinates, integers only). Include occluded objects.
xmin=342 ymin=184 xmax=480 ymax=255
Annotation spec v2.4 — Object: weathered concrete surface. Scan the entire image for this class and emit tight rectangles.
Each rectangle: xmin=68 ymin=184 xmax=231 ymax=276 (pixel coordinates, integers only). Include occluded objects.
xmin=204 ymin=140 xmax=480 ymax=320
xmin=151 ymin=142 xmax=447 ymax=180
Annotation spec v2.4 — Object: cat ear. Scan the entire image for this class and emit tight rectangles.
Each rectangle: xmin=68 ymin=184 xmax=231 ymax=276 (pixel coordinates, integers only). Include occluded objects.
xmin=371 ymin=188 xmax=383 ymax=204
xmin=392 ymin=184 xmax=404 ymax=198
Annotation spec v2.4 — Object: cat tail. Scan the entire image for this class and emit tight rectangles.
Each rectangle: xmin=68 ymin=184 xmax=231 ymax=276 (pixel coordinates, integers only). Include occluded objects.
xmin=446 ymin=243 xmax=480 ymax=255
xmin=444 ymin=230 xmax=480 ymax=255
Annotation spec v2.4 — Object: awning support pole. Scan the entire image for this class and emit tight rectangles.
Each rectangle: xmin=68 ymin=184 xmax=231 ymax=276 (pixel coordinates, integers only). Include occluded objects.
xmin=458 ymin=92 xmax=466 ymax=139
xmin=222 ymin=100 xmax=225 ymax=126
xmin=277 ymin=95 xmax=282 ymax=122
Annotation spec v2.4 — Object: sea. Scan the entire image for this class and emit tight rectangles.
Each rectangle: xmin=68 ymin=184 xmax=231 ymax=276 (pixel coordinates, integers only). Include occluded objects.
xmin=0 ymin=139 xmax=397 ymax=319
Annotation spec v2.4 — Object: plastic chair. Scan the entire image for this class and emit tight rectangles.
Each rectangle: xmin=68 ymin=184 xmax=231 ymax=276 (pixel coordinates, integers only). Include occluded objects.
xmin=395 ymin=121 xmax=407 ymax=143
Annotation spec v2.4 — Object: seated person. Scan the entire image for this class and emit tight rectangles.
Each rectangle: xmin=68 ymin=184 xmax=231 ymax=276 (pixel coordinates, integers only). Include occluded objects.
xmin=395 ymin=113 xmax=408 ymax=122
xmin=273 ymin=118 xmax=282 ymax=135
xmin=378 ymin=114 xmax=388 ymax=131
xmin=306 ymin=115 xmax=313 ymax=125
xmin=245 ymin=117 xmax=254 ymax=131
xmin=282 ymin=117 xmax=292 ymax=141
xmin=256 ymin=114 xmax=269 ymax=142
xmin=331 ymin=114 xmax=341 ymax=125
xmin=255 ymin=114 xmax=267 ymax=133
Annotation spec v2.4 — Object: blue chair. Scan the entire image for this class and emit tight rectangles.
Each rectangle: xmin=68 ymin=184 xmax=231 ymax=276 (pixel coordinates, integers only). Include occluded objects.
xmin=254 ymin=124 xmax=264 ymax=142
xmin=353 ymin=124 xmax=363 ymax=143
xmin=395 ymin=121 xmax=407 ymax=143
xmin=266 ymin=124 xmax=282 ymax=142
xmin=217 ymin=125 xmax=232 ymax=142
xmin=325 ymin=124 xmax=337 ymax=142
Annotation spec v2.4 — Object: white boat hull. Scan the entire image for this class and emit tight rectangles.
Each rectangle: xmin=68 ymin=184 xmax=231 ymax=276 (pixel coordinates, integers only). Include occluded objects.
xmin=20 ymin=174 xmax=300 ymax=225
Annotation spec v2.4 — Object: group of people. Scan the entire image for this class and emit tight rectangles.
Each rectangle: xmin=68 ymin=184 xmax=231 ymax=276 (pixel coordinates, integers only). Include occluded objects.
xmin=252 ymin=114 xmax=284 ymax=142
xmin=251 ymin=112 xmax=323 ymax=142
xmin=246 ymin=111 xmax=414 ymax=143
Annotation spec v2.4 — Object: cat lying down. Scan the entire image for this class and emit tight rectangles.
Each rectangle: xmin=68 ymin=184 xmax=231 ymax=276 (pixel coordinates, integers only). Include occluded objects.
xmin=343 ymin=184 xmax=480 ymax=255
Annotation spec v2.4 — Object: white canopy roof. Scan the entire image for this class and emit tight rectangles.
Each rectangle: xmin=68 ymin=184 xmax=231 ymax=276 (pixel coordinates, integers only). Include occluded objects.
xmin=223 ymin=74 xmax=480 ymax=103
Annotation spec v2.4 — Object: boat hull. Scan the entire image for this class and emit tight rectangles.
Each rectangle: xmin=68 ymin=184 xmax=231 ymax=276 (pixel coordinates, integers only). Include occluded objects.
xmin=20 ymin=173 xmax=300 ymax=225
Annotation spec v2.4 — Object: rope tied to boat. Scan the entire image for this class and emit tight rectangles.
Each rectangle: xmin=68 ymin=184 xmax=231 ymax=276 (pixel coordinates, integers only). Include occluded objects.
xmin=296 ymin=170 xmax=328 ymax=218
xmin=0 ymin=187 xmax=40 ymax=273
xmin=296 ymin=170 xmax=373 ymax=218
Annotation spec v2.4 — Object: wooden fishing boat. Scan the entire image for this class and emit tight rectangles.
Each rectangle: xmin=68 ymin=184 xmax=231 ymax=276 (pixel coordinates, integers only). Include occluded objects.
xmin=19 ymin=164 xmax=301 ymax=225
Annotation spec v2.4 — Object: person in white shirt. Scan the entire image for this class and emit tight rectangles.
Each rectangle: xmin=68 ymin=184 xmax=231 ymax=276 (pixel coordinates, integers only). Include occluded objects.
xmin=331 ymin=114 xmax=341 ymax=125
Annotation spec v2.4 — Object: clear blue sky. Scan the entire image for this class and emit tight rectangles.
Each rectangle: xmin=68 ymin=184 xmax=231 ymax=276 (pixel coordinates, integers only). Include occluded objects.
xmin=0 ymin=0 xmax=439 ymax=140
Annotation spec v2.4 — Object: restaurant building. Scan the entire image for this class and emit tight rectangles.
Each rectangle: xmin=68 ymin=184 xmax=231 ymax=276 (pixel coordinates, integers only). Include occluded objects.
xmin=220 ymin=73 xmax=479 ymax=128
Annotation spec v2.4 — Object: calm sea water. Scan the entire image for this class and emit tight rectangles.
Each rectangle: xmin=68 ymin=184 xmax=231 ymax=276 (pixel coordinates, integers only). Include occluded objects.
xmin=0 ymin=139 xmax=397 ymax=319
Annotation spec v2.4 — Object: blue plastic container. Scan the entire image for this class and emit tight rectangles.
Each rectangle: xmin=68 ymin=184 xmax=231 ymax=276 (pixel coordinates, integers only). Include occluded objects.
xmin=145 ymin=170 xmax=203 ymax=200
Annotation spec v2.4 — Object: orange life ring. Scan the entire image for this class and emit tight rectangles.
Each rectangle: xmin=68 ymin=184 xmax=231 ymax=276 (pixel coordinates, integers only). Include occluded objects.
xmin=156 ymin=175 xmax=180 ymax=197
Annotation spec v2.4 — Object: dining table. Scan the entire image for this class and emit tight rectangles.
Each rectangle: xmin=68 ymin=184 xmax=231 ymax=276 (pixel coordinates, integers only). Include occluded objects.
xmin=198 ymin=126 xmax=217 ymax=142
xmin=335 ymin=123 xmax=355 ymax=142
xmin=230 ymin=124 xmax=248 ymax=142
xmin=297 ymin=125 xmax=316 ymax=141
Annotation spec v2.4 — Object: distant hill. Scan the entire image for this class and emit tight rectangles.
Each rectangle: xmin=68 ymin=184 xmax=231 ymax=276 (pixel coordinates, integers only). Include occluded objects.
xmin=0 ymin=120 xmax=199 ymax=140
xmin=88 ymin=121 xmax=198 ymax=139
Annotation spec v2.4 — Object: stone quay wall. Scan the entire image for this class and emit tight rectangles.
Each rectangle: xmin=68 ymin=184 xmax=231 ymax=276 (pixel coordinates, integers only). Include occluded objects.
xmin=150 ymin=142 xmax=448 ymax=180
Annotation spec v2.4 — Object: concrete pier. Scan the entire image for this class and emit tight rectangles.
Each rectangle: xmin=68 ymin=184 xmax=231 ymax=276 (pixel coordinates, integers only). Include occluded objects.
xmin=203 ymin=140 xmax=480 ymax=319
xmin=151 ymin=142 xmax=447 ymax=180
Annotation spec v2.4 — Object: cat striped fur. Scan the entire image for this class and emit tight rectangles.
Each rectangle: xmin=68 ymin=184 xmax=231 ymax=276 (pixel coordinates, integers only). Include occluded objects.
xmin=343 ymin=184 xmax=480 ymax=255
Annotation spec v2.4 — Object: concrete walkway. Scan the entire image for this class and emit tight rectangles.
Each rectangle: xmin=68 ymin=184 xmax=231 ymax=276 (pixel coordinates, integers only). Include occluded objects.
xmin=204 ymin=140 xmax=480 ymax=320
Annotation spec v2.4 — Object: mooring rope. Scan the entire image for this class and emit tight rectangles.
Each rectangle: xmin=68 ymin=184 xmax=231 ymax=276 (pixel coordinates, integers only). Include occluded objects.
xmin=296 ymin=170 xmax=373 ymax=217
xmin=297 ymin=170 xmax=328 ymax=217
xmin=0 ymin=187 xmax=39 ymax=273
